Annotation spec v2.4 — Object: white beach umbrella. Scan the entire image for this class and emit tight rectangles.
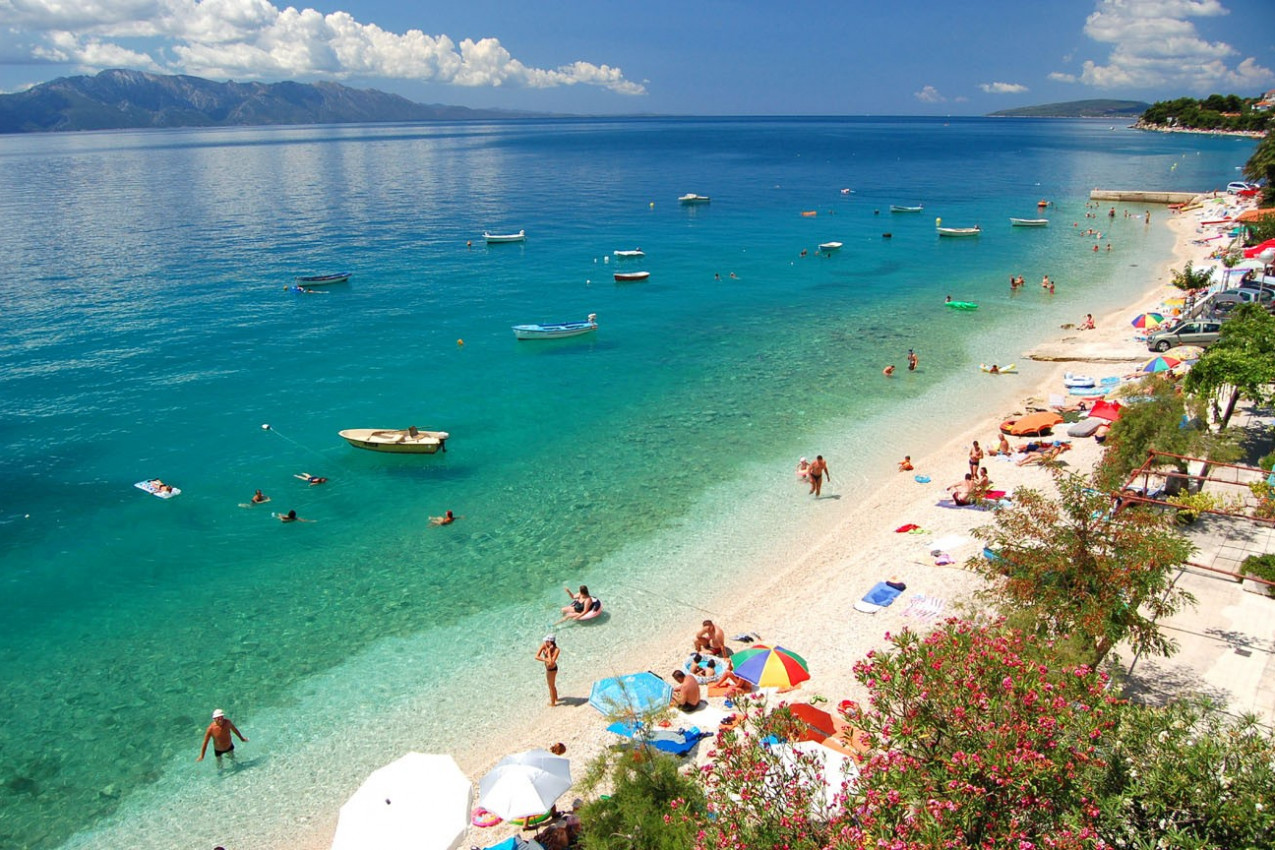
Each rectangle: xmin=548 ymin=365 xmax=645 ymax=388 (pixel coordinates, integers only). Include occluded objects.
xmin=331 ymin=752 xmax=472 ymax=850
xmin=1230 ymin=259 xmax=1267 ymax=271
xmin=767 ymin=740 xmax=859 ymax=820
xmin=478 ymin=749 xmax=572 ymax=821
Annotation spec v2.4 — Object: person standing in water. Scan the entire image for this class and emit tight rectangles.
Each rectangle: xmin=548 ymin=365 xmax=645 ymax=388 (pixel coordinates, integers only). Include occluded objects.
xmin=536 ymin=635 xmax=560 ymax=706
xmin=197 ymin=709 xmax=248 ymax=768
xmin=807 ymin=455 xmax=830 ymax=497
xmin=907 ymin=349 xmax=918 ymax=371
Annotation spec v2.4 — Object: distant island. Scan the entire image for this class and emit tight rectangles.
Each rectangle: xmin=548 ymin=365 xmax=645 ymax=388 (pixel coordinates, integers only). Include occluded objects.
xmin=987 ymin=99 xmax=1150 ymax=119
xmin=0 ymin=69 xmax=552 ymax=134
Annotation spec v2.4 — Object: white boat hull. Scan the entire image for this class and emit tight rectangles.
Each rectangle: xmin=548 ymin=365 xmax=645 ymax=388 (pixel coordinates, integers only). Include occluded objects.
xmin=512 ymin=315 xmax=598 ymax=339
xmin=937 ymin=227 xmax=981 ymax=237
xmin=484 ymin=230 xmax=526 ymax=243
xmin=339 ymin=428 xmax=449 ymax=454
xmin=818 ymin=242 xmax=843 ymax=252
xmin=1010 ymin=218 xmax=1049 ymax=227
xmin=678 ymin=194 xmax=710 ymax=204
xmin=614 ymin=271 xmax=650 ymax=282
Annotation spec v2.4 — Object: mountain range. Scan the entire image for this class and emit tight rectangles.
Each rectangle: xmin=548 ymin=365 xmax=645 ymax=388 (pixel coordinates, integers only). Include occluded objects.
xmin=987 ymin=99 xmax=1150 ymax=119
xmin=0 ymin=69 xmax=547 ymax=133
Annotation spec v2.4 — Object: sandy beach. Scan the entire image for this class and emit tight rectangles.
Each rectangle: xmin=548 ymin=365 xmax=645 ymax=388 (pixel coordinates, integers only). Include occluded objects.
xmin=292 ymin=206 xmax=1226 ymax=850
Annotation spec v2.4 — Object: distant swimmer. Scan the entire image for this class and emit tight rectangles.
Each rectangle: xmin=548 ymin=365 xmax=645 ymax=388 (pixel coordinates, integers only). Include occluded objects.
xmin=251 ymin=489 xmax=269 ymax=504
xmin=429 ymin=510 xmax=457 ymax=526
xmin=276 ymin=509 xmax=314 ymax=523
xmin=883 ymin=365 xmax=896 ymax=376
xmin=295 ymin=473 xmax=328 ymax=485
xmin=907 ymin=349 xmax=918 ymax=371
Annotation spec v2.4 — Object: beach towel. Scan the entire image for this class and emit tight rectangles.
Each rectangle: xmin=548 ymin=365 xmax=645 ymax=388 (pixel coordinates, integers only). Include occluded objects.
xmin=928 ymin=534 xmax=969 ymax=552
xmin=894 ymin=523 xmax=919 ymax=533
xmin=606 ymin=721 xmax=710 ymax=756
xmin=853 ymin=581 xmax=904 ymax=614
xmin=937 ymin=497 xmax=988 ymax=510
xmin=901 ymin=595 xmax=947 ymax=623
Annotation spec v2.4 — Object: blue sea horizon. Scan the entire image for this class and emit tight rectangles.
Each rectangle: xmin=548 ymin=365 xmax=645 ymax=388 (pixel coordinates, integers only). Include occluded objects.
xmin=0 ymin=116 xmax=1252 ymax=849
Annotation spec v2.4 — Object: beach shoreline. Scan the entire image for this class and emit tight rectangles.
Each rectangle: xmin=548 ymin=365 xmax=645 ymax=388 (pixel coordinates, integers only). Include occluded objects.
xmin=271 ymin=208 xmax=1211 ymax=850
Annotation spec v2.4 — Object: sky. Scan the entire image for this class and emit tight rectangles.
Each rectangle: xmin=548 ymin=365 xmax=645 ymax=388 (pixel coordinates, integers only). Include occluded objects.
xmin=0 ymin=0 xmax=1273 ymax=115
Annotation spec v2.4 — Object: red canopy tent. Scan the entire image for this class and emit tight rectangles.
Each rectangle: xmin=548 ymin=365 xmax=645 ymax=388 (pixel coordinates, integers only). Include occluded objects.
xmin=1088 ymin=399 xmax=1124 ymax=422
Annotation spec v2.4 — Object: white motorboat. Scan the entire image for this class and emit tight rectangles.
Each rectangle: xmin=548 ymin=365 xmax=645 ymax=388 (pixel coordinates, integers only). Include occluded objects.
xmin=338 ymin=427 xmax=449 ymax=454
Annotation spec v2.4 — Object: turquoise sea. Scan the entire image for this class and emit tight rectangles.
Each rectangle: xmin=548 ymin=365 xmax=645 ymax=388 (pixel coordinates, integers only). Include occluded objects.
xmin=0 ymin=117 xmax=1254 ymax=849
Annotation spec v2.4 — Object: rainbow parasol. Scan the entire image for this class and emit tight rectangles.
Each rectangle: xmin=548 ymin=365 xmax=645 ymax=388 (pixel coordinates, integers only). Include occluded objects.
xmin=1139 ymin=355 xmax=1182 ymax=374
xmin=730 ymin=645 xmax=811 ymax=688
xmin=1131 ymin=313 xmax=1164 ymax=329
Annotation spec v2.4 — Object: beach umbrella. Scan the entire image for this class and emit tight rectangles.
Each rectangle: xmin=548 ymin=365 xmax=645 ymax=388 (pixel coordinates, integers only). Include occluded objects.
xmin=1087 ymin=399 xmax=1123 ymax=423
xmin=1130 ymin=312 xmax=1164 ymax=328
xmin=1230 ymin=259 xmax=1267 ymax=271
xmin=589 ymin=672 xmax=672 ymax=719
xmin=731 ymin=645 xmax=811 ymax=688
xmin=764 ymin=740 xmax=858 ymax=819
xmin=1173 ymin=345 xmax=1206 ymax=361
xmin=331 ymin=753 xmax=472 ymax=850
xmin=1140 ymin=355 xmax=1182 ymax=374
xmin=1236 ymin=208 xmax=1275 ymax=223
xmin=478 ymin=749 xmax=572 ymax=821
xmin=1000 ymin=411 xmax=1064 ymax=436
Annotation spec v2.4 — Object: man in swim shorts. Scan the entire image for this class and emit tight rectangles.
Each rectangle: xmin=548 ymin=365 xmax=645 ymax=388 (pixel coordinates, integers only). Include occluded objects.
xmin=197 ymin=709 xmax=248 ymax=769
xmin=694 ymin=619 xmax=726 ymax=656
xmin=807 ymin=455 xmax=830 ymax=497
xmin=671 ymin=670 xmax=702 ymax=711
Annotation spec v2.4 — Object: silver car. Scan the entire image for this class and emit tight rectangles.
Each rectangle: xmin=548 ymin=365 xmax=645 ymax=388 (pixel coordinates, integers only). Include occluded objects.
xmin=1147 ymin=320 xmax=1223 ymax=352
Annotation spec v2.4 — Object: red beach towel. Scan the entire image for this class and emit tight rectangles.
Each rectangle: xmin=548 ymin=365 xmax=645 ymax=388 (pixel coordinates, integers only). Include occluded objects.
xmin=895 ymin=523 xmax=919 ymax=533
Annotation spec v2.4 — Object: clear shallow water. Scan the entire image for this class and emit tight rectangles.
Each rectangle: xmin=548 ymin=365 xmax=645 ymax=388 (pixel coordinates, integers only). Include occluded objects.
xmin=0 ymin=117 xmax=1252 ymax=849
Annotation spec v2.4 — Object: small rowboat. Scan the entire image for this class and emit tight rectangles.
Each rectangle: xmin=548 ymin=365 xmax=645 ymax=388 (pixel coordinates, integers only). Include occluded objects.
xmin=295 ymin=272 xmax=351 ymax=285
xmin=512 ymin=313 xmax=598 ymax=340
xmin=613 ymin=249 xmax=645 ymax=258
xmin=818 ymin=241 xmax=843 ymax=252
xmin=678 ymin=194 xmax=710 ymax=204
xmin=890 ymin=204 xmax=923 ymax=213
xmin=1010 ymin=218 xmax=1049 ymax=227
xmin=339 ymin=427 xmax=449 ymax=454
xmin=614 ymin=271 xmax=650 ymax=282
xmin=483 ymin=230 xmax=526 ymax=243
xmin=937 ymin=226 xmax=981 ymax=237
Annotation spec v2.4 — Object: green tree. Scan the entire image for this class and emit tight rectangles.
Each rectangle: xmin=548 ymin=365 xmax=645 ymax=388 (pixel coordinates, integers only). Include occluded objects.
xmin=1095 ymin=697 xmax=1275 ymax=849
xmin=1095 ymin=375 xmax=1223 ymax=488
xmin=1170 ymin=260 xmax=1216 ymax=290
xmin=1184 ymin=303 xmax=1275 ymax=426
xmin=969 ymin=470 xmax=1195 ymax=663
xmin=577 ymin=746 xmax=704 ymax=850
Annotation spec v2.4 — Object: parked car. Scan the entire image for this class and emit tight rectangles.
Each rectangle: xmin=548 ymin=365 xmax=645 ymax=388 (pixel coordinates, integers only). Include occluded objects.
xmin=1147 ymin=320 xmax=1223 ymax=352
xmin=1228 ymin=181 xmax=1260 ymax=194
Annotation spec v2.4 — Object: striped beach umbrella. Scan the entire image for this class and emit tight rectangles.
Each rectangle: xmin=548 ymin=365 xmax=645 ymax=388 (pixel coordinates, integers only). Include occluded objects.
xmin=731 ymin=645 xmax=811 ymax=688
xmin=1130 ymin=313 xmax=1164 ymax=328
xmin=1139 ymin=355 xmax=1182 ymax=374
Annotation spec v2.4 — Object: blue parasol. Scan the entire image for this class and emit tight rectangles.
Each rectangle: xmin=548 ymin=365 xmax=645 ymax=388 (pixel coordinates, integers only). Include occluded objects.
xmin=589 ymin=672 xmax=672 ymax=719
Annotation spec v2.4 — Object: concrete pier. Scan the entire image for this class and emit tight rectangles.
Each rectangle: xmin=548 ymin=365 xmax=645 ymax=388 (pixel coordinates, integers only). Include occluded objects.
xmin=1089 ymin=189 xmax=1200 ymax=204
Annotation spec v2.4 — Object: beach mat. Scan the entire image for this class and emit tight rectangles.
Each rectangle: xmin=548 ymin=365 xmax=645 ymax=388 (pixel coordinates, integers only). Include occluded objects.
xmin=854 ymin=581 xmax=903 ymax=614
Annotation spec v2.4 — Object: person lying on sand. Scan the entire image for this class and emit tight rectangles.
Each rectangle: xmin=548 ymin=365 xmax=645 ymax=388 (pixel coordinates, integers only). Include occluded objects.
xmin=1016 ymin=443 xmax=1072 ymax=466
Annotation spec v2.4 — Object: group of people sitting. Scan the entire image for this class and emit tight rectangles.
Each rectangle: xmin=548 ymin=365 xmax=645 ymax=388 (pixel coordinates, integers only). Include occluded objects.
xmin=529 ymin=799 xmax=584 ymax=850
xmin=947 ymin=468 xmax=993 ymax=506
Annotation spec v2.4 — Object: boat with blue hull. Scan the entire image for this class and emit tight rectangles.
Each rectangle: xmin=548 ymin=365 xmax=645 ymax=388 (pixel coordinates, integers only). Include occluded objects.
xmin=512 ymin=313 xmax=598 ymax=340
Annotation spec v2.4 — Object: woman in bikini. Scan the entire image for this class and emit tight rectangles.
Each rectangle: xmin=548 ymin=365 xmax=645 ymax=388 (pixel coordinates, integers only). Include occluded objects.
xmin=536 ymin=635 xmax=560 ymax=706
xmin=558 ymin=585 xmax=595 ymax=622
xmin=968 ymin=441 xmax=984 ymax=477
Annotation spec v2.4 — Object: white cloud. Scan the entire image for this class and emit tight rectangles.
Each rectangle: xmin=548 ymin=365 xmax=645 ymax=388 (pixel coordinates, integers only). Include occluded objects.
xmin=1064 ymin=0 xmax=1274 ymax=91
xmin=0 ymin=0 xmax=646 ymax=94
xmin=979 ymin=82 xmax=1029 ymax=94
xmin=914 ymin=85 xmax=945 ymax=103
xmin=1049 ymin=71 xmax=1078 ymax=83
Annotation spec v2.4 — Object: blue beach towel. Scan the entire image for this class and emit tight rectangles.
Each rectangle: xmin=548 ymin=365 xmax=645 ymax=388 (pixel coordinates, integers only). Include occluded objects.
xmin=854 ymin=581 xmax=904 ymax=613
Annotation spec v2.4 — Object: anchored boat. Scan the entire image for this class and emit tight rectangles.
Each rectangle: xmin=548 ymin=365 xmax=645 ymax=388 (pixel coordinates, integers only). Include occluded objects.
xmin=512 ymin=313 xmax=599 ymax=340
xmin=338 ymin=427 xmax=449 ymax=454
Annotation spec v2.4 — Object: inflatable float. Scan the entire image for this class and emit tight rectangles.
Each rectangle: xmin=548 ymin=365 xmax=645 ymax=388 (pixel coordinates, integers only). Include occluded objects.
xmin=135 ymin=479 xmax=180 ymax=499
xmin=980 ymin=363 xmax=1016 ymax=373
xmin=945 ymin=301 xmax=979 ymax=310
xmin=577 ymin=598 xmax=604 ymax=621
xmin=683 ymin=653 xmax=730 ymax=685
xmin=1063 ymin=372 xmax=1095 ymax=388
xmin=472 ymin=807 xmax=502 ymax=828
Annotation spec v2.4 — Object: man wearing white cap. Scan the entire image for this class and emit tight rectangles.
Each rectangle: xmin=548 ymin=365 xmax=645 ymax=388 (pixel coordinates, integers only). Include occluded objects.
xmin=197 ymin=709 xmax=248 ymax=768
